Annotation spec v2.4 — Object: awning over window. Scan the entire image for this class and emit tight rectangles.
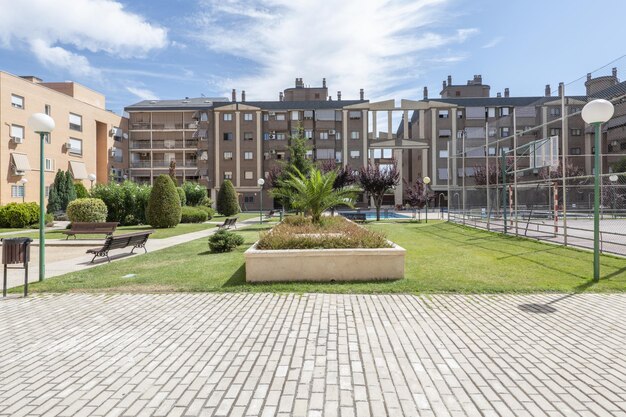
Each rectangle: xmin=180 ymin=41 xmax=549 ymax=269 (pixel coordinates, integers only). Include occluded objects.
xmin=69 ymin=160 xmax=88 ymax=180
xmin=11 ymin=153 xmax=31 ymax=174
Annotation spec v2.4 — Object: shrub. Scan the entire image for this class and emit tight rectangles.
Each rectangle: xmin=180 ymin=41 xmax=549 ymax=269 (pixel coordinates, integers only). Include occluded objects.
xmin=208 ymin=230 xmax=244 ymax=253
xmin=47 ymin=169 xmax=77 ymax=213
xmin=74 ymin=182 xmax=90 ymax=199
xmin=181 ymin=206 xmax=208 ymax=223
xmin=0 ymin=203 xmax=33 ymax=228
xmin=66 ymin=198 xmax=108 ymax=223
xmin=146 ymin=175 xmax=181 ymax=228
xmin=182 ymin=181 xmax=209 ymax=206
xmin=216 ymin=180 xmax=239 ymax=216
xmin=176 ymin=187 xmax=186 ymax=206
xmin=91 ymin=181 xmax=152 ymax=225
xmin=196 ymin=205 xmax=215 ymax=220
xmin=30 ymin=214 xmax=54 ymax=229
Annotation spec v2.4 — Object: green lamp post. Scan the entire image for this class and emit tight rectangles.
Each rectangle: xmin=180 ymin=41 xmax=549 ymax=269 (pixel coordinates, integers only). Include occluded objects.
xmin=581 ymin=99 xmax=614 ymax=282
xmin=27 ymin=113 xmax=55 ymax=282
xmin=423 ymin=176 xmax=431 ymax=223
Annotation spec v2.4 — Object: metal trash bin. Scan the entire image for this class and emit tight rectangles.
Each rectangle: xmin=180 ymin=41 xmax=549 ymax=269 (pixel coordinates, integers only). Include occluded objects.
xmin=2 ymin=237 xmax=33 ymax=297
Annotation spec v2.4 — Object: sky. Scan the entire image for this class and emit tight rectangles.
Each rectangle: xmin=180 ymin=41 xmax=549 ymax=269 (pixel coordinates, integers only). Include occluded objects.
xmin=1 ymin=0 xmax=625 ymax=115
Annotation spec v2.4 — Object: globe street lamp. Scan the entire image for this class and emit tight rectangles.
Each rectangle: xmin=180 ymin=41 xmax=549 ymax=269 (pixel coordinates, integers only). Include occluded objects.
xmin=19 ymin=178 xmax=28 ymax=203
xmin=609 ymin=174 xmax=619 ymax=218
xmin=88 ymin=173 xmax=96 ymax=190
xmin=27 ymin=113 xmax=55 ymax=282
xmin=423 ymin=176 xmax=431 ymax=223
xmin=257 ymin=178 xmax=265 ymax=224
xmin=581 ymin=99 xmax=614 ymax=281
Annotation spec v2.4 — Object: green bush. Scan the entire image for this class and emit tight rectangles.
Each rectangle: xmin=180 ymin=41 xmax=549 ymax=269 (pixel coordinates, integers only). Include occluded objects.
xmin=74 ymin=182 xmax=90 ymax=199
xmin=180 ymin=206 xmax=208 ymax=223
xmin=0 ymin=202 xmax=44 ymax=228
xmin=30 ymin=214 xmax=54 ymax=229
xmin=208 ymin=230 xmax=244 ymax=253
xmin=146 ymin=175 xmax=181 ymax=228
xmin=182 ymin=181 xmax=209 ymax=206
xmin=66 ymin=198 xmax=108 ymax=223
xmin=91 ymin=181 xmax=152 ymax=225
xmin=216 ymin=180 xmax=239 ymax=216
xmin=176 ymin=187 xmax=186 ymax=206
xmin=196 ymin=205 xmax=215 ymax=220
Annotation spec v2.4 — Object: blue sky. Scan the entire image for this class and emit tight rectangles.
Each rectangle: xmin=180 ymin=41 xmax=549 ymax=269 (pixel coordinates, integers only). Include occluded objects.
xmin=1 ymin=0 xmax=625 ymax=114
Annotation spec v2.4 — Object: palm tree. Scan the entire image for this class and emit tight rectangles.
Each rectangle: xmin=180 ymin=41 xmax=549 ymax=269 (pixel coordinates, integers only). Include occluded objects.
xmin=271 ymin=167 xmax=360 ymax=224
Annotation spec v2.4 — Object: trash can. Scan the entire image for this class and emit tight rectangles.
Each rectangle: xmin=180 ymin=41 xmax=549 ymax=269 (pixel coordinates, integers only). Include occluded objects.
xmin=2 ymin=237 xmax=33 ymax=297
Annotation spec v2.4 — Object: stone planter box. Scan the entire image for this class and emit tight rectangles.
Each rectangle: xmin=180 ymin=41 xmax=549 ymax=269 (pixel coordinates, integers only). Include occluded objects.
xmin=244 ymin=242 xmax=405 ymax=282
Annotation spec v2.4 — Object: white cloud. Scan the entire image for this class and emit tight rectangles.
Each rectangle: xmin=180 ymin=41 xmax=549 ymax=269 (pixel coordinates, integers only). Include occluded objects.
xmin=191 ymin=0 xmax=477 ymax=101
xmin=0 ymin=0 xmax=168 ymax=76
xmin=482 ymin=36 xmax=503 ymax=49
xmin=126 ymin=86 xmax=159 ymax=101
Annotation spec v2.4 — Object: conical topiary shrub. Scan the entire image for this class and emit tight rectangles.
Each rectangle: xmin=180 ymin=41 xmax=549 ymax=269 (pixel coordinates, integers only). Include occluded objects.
xmin=146 ymin=175 xmax=181 ymax=228
xmin=216 ymin=180 xmax=240 ymax=216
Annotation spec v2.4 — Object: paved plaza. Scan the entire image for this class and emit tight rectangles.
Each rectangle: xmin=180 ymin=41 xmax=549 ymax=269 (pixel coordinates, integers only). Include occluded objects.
xmin=1 ymin=293 xmax=625 ymax=417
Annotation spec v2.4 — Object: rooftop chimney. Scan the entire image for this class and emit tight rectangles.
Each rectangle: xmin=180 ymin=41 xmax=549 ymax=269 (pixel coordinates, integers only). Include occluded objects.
xmin=322 ymin=78 xmax=327 ymax=88
xmin=231 ymin=89 xmax=236 ymax=102
xmin=545 ymin=84 xmax=551 ymax=97
xmin=360 ymin=88 xmax=364 ymax=100
xmin=558 ymin=82 xmax=564 ymax=97
xmin=497 ymin=92 xmax=502 ymax=98
xmin=442 ymin=80 xmax=447 ymax=89
xmin=241 ymin=90 xmax=246 ymax=102
xmin=613 ymin=67 xmax=618 ymax=78
xmin=587 ymin=73 xmax=592 ymax=81
xmin=328 ymin=95 xmax=332 ymax=101
xmin=504 ymin=88 xmax=509 ymax=98
xmin=279 ymin=92 xmax=283 ymax=102
xmin=423 ymin=86 xmax=428 ymax=100
xmin=295 ymin=78 xmax=304 ymax=88
xmin=447 ymin=75 xmax=452 ymax=86
xmin=337 ymin=91 xmax=341 ymax=101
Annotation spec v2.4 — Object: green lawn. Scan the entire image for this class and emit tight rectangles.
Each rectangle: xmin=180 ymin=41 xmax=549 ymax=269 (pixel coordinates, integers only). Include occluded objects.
xmin=22 ymin=221 xmax=626 ymax=294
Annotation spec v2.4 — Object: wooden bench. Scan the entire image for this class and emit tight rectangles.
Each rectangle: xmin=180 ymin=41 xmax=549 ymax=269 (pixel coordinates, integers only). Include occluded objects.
xmin=63 ymin=222 xmax=119 ymax=240
xmin=218 ymin=217 xmax=238 ymax=230
xmin=263 ymin=210 xmax=276 ymax=220
xmin=341 ymin=213 xmax=367 ymax=223
xmin=86 ymin=231 xmax=154 ymax=263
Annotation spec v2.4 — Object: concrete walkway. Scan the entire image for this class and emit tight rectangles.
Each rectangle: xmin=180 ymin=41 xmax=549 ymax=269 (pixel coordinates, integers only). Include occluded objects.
xmin=1 ymin=219 xmax=259 ymax=291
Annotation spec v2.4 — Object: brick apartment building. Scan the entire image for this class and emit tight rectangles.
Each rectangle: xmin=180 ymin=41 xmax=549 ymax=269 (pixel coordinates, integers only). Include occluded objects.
xmin=0 ymin=71 xmax=128 ymax=205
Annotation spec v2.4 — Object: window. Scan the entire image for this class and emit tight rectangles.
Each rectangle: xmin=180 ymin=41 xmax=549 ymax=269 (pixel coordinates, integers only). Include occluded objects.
xmin=550 ymin=107 xmax=561 ymax=116
xmin=466 ymin=107 xmax=485 ymax=119
xmin=11 ymin=185 xmax=24 ymax=198
xmin=244 ymin=195 xmax=254 ymax=203
xmin=223 ymin=151 xmax=233 ymax=160
xmin=44 ymin=133 xmax=51 ymax=144
xmin=570 ymin=147 xmax=581 ymax=155
xmin=335 ymin=132 xmax=342 ymax=141
xmin=549 ymin=128 xmax=560 ymax=136
xmin=500 ymin=127 xmax=510 ymax=137
xmin=438 ymin=168 xmax=449 ymax=180
xmin=11 ymin=94 xmax=24 ymax=109
xmin=223 ymin=171 xmax=233 ymax=179
xmin=488 ymin=127 xmax=497 ymax=137
xmin=319 ymin=131 xmax=329 ymax=140
xmin=383 ymin=149 xmax=393 ymax=158
xmin=499 ymin=107 xmax=510 ymax=117
xmin=487 ymin=107 xmax=496 ymax=118
xmin=69 ymin=138 xmax=83 ymax=155
xmin=350 ymin=150 xmax=360 ymax=159
xmin=291 ymin=129 xmax=299 ymax=138
xmin=244 ymin=113 xmax=253 ymax=121
xmin=244 ymin=132 xmax=254 ymax=141
xmin=569 ymin=107 xmax=581 ymax=114
xmin=571 ymin=128 xmax=582 ymax=136
xmin=439 ymin=150 xmax=449 ymax=158
xmin=438 ymin=110 xmax=449 ymax=119
xmin=350 ymin=131 xmax=360 ymax=140
xmin=335 ymin=151 xmax=342 ymax=163
xmin=304 ymin=110 xmax=313 ymax=120
xmin=439 ymin=129 xmax=451 ymax=137
xmin=316 ymin=149 xmax=335 ymax=160
xmin=45 ymin=158 xmax=54 ymax=171
xmin=276 ymin=151 xmax=285 ymax=160
xmin=244 ymin=152 xmax=253 ymax=160
xmin=45 ymin=186 xmax=50 ymax=198
xmin=44 ymin=104 xmax=51 ymax=115
xmin=275 ymin=113 xmax=286 ymax=121
xmin=306 ymin=150 xmax=313 ymax=159
xmin=369 ymin=149 xmax=382 ymax=159
xmin=276 ymin=133 xmax=286 ymax=140
xmin=223 ymin=113 xmax=233 ymax=121
xmin=223 ymin=132 xmax=233 ymax=141
xmin=291 ymin=111 xmax=300 ymax=121
xmin=304 ymin=129 xmax=313 ymax=139
xmin=244 ymin=171 xmax=254 ymax=180
xmin=69 ymin=113 xmax=82 ymax=131
xmin=457 ymin=131 xmax=464 ymax=139
xmin=10 ymin=125 xmax=24 ymax=141
xmin=263 ymin=132 xmax=270 ymax=141
xmin=349 ymin=111 xmax=361 ymax=120
xmin=263 ymin=114 xmax=269 ymax=121
xmin=200 ymin=112 xmax=209 ymax=122
xmin=457 ymin=110 xmax=464 ymax=119
xmin=488 ymin=147 xmax=496 ymax=156
xmin=455 ymin=90 xmax=461 ymax=97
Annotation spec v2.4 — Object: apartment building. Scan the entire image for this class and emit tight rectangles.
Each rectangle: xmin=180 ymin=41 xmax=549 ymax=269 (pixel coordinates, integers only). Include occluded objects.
xmin=125 ymin=78 xmax=369 ymax=210
xmin=0 ymin=71 xmax=128 ymax=204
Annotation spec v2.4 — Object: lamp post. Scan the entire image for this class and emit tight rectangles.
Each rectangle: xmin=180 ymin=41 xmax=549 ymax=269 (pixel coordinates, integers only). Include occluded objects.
xmin=609 ymin=174 xmax=618 ymax=218
xmin=581 ymin=99 xmax=614 ymax=281
xmin=19 ymin=178 xmax=28 ymax=203
xmin=88 ymin=173 xmax=96 ymax=190
xmin=257 ymin=178 xmax=265 ymax=224
xmin=423 ymin=176 xmax=431 ymax=223
xmin=27 ymin=113 xmax=55 ymax=282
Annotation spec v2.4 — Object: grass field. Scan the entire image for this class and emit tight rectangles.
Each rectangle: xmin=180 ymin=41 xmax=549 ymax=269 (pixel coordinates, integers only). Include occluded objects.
xmin=21 ymin=221 xmax=626 ymax=294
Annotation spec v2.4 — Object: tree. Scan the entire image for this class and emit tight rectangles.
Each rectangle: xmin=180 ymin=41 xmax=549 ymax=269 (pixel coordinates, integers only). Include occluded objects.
xmin=611 ymin=157 xmax=626 ymax=176
xmin=473 ymin=157 xmax=514 ymax=186
xmin=65 ymin=171 xmax=77 ymax=204
xmin=169 ymin=160 xmax=177 ymax=184
xmin=404 ymin=178 xmax=429 ymax=209
xmin=46 ymin=169 xmax=76 ymax=213
xmin=271 ymin=167 xmax=359 ymax=224
xmin=358 ymin=160 xmax=400 ymax=221
xmin=216 ymin=180 xmax=240 ymax=216
xmin=146 ymin=175 xmax=181 ymax=228
xmin=318 ymin=160 xmax=357 ymax=190
xmin=74 ymin=182 xmax=90 ymax=199
xmin=539 ymin=161 xmax=585 ymax=181
xmin=182 ymin=181 xmax=208 ymax=206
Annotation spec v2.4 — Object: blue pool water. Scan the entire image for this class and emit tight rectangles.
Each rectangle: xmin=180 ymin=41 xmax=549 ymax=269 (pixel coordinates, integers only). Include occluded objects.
xmin=341 ymin=211 xmax=410 ymax=220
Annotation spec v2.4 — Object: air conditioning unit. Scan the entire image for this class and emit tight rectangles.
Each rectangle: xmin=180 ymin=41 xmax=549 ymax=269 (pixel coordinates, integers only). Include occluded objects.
xmin=188 ymin=122 xmax=198 ymax=129
xmin=329 ymin=129 xmax=336 ymax=135
xmin=11 ymin=136 xmax=23 ymax=144
xmin=269 ymin=131 xmax=276 ymax=139
xmin=65 ymin=142 xmax=72 ymax=149
xmin=109 ymin=128 xmax=116 ymax=136
xmin=140 ymin=152 xmax=148 ymax=157
xmin=110 ymin=147 xmax=117 ymax=157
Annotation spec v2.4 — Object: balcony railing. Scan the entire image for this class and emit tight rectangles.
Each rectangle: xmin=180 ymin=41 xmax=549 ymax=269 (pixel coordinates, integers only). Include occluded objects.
xmin=151 ymin=123 xmax=184 ymax=130
xmin=130 ymin=141 xmax=151 ymax=149
xmin=130 ymin=140 xmax=199 ymax=149
xmin=130 ymin=161 xmax=151 ymax=168
xmin=130 ymin=122 xmax=150 ymax=130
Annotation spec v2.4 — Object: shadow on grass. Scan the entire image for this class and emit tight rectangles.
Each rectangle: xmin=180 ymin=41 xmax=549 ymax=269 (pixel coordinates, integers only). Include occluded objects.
xmin=222 ymin=265 xmax=246 ymax=287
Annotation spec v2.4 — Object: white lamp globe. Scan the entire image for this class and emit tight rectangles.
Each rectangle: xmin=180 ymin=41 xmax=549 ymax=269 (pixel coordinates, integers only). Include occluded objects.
xmin=609 ymin=175 xmax=618 ymax=182
xmin=88 ymin=173 xmax=97 ymax=182
xmin=257 ymin=178 xmax=265 ymax=186
xmin=19 ymin=178 xmax=28 ymax=184
xmin=27 ymin=113 xmax=55 ymax=133
xmin=581 ymin=99 xmax=614 ymax=124
xmin=423 ymin=176 xmax=431 ymax=185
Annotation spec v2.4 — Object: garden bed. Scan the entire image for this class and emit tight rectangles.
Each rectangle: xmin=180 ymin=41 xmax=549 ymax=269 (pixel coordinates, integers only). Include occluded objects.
xmin=245 ymin=216 xmax=405 ymax=282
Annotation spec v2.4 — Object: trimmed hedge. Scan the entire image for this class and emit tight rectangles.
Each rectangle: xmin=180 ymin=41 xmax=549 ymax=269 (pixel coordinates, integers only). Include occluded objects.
xmin=182 ymin=181 xmax=208 ymax=206
xmin=180 ymin=206 xmax=208 ymax=223
xmin=216 ymin=180 xmax=239 ymax=216
xmin=0 ymin=202 xmax=42 ymax=228
xmin=146 ymin=175 xmax=181 ymax=228
xmin=208 ymin=230 xmax=244 ymax=253
xmin=176 ymin=187 xmax=186 ymax=206
xmin=66 ymin=198 xmax=108 ymax=223
xmin=196 ymin=205 xmax=215 ymax=220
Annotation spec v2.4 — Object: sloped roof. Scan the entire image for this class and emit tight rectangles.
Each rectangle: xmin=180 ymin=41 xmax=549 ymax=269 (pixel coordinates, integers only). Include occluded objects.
xmin=125 ymin=97 xmax=229 ymax=111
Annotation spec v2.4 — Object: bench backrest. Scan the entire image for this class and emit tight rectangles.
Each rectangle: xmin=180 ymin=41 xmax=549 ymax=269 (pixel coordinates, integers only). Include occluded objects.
xmin=101 ymin=231 xmax=154 ymax=251
xmin=70 ymin=222 xmax=118 ymax=233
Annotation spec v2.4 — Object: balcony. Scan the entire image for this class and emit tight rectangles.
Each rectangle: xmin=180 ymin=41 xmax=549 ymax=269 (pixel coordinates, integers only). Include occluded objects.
xmin=150 ymin=123 xmax=184 ymax=130
xmin=151 ymin=159 xmax=198 ymax=168
xmin=130 ymin=161 xmax=151 ymax=168
xmin=130 ymin=141 xmax=151 ymax=149
xmin=130 ymin=122 xmax=151 ymax=130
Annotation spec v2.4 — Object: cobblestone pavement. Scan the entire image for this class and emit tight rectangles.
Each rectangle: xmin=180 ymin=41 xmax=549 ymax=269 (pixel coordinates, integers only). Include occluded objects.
xmin=1 ymin=293 xmax=625 ymax=417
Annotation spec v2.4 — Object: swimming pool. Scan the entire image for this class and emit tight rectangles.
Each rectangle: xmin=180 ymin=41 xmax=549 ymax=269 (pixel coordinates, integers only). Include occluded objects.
xmin=340 ymin=211 xmax=411 ymax=220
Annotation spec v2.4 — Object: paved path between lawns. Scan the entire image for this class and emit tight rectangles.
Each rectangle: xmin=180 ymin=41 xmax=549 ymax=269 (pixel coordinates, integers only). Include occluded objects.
xmin=1 ymin=219 xmax=258 ymax=291
xmin=0 ymin=293 xmax=624 ymax=417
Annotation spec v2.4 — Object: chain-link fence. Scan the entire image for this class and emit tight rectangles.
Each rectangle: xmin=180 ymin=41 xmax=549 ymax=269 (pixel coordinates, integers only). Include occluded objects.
xmin=446 ymin=58 xmax=626 ymax=256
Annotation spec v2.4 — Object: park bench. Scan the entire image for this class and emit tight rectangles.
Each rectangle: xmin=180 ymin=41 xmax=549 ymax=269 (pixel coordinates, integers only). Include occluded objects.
xmin=341 ymin=213 xmax=367 ymax=223
xmin=86 ymin=231 xmax=154 ymax=263
xmin=263 ymin=210 xmax=276 ymax=220
xmin=218 ymin=217 xmax=238 ymax=230
xmin=63 ymin=222 xmax=119 ymax=240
